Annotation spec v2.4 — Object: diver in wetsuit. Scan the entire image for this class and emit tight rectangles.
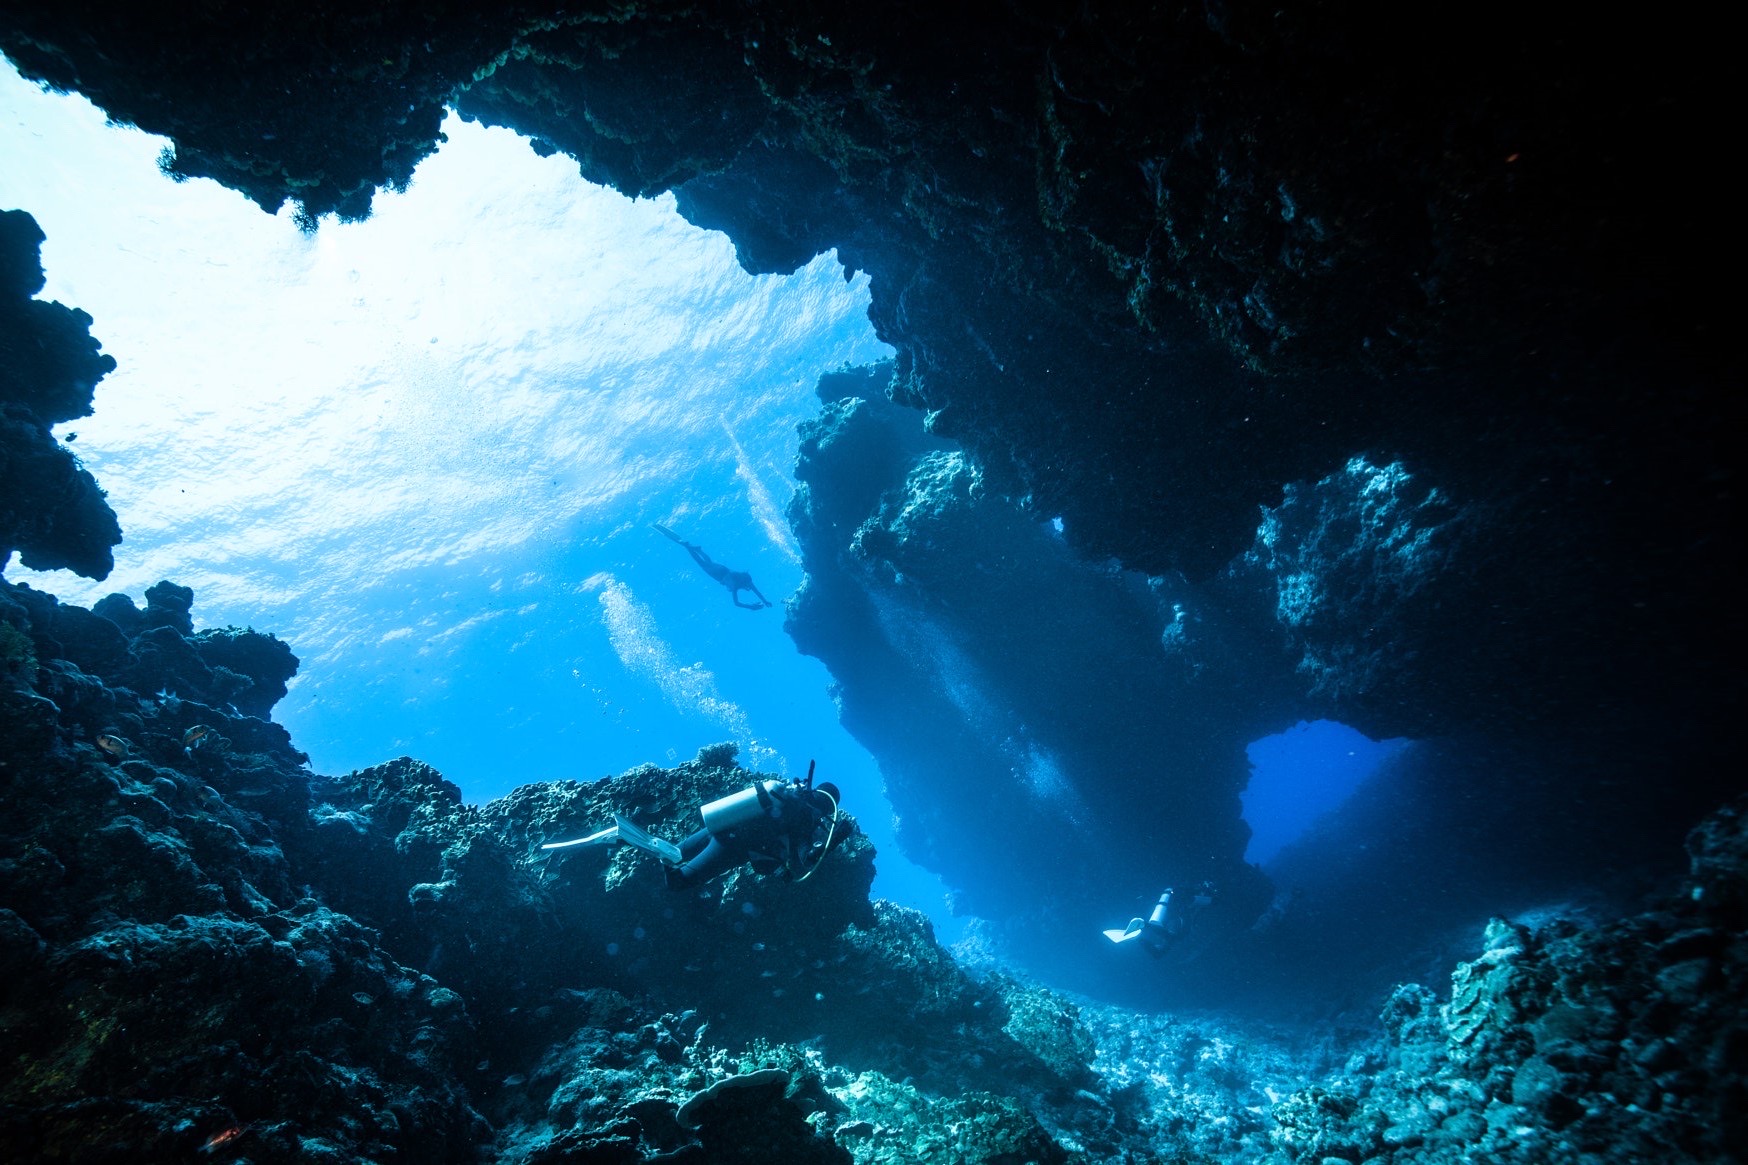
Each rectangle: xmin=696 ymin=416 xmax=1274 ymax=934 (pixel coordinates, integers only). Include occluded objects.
xmin=1102 ymin=882 xmax=1216 ymax=958
xmin=653 ymin=523 xmax=771 ymax=609
xmin=666 ymin=768 xmax=843 ymax=889
xmin=539 ymin=763 xmax=847 ymax=888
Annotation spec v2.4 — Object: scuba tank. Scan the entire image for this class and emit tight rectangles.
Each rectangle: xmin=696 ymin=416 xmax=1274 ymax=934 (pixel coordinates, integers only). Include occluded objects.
xmin=701 ymin=760 xmax=820 ymax=835
xmin=1103 ymin=890 xmax=1177 ymax=945
xmin=699 ymin=779 xmax=784 ymax=835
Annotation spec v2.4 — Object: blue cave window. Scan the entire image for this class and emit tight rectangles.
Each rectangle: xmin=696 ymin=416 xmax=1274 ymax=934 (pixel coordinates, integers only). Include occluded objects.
xmin=1241 ymin=720 xmax=1407 ymax=865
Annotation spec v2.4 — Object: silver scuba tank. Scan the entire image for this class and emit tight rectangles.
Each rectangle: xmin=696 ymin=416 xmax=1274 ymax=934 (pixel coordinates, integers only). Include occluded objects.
xmin=699 ymin=779 xmax=783 ymax=835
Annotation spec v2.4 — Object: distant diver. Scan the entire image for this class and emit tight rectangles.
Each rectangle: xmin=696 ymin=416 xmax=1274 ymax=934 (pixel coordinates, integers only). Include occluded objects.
xmin=653 ymin=523 xmax=771 ymax=609
xmin=540 ymin=761 xmax=849 ymax=889
xmin=1102 ymin=882 xmax=1216 ymax=958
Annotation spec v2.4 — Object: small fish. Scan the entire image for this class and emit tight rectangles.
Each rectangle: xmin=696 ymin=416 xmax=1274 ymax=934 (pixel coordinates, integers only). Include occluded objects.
xmin=95 ymin=734 xmax=128 ymax=761
xmin=183 ymin=724 xmax=215 ymax=748
xmin=201 ymin=1125 xmax=245 ymax=1152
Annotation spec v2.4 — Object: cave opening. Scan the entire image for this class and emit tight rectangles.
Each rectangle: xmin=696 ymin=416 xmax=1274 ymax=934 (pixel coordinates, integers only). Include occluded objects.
xmin=1241 ymin=719 xmax=1408 ymax=866
xmin=0 ymin=59 xmax=978 ymax=924
xmin=2 ymin=7 xmax=1740 ymax=1159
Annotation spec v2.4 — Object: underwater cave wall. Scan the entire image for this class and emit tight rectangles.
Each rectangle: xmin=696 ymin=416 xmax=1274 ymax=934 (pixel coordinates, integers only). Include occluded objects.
xmin=1 ymin=77 xmax=1745 ymax=1150
xmin=1 ymin=0 xmax=1739 ymax=1001
xmin=1 ymin=1 xmax=1732 ymax=569
xmin=788 ymin=365 xmax=1310 ymax=998
xmin=788 ymin=363 xmax=1742 ymax=1005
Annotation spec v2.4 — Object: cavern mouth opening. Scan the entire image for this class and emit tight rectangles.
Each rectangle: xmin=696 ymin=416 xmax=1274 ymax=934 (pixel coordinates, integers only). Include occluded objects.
xmin=0 ymin=63 xmax=973 ymax=922
xmin=7 ymin=12 xmax=1735 ymax=1012
xmin=0 ymin=9 xmax=1740 ymax=1159
xmin=1242 ymin=720 xmax=1408 ymax=867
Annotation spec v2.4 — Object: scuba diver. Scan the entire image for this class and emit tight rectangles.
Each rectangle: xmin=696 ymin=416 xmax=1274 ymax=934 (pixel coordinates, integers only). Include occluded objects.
xmin=540 ymin=761 xmax=847 ymax=889
xmin=653 ymin=523 xmax=771 ymax=609
xmin=1102 ymin=882 xmax=1216 ymax=958
xmin=665 ymin=768 xmax=843 ymax=888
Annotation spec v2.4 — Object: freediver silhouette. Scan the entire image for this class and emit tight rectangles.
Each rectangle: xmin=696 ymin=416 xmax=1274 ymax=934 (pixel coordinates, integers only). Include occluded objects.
xmin=653 ymin=524 xmax=772 ymax=610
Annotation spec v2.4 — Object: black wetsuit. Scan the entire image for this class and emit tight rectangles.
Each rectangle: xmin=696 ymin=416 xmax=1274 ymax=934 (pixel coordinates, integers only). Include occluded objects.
xmin=654 ymin=524 xmax=770 ymax=609
xmin=666 ymin=783 xmax=832 ymax=889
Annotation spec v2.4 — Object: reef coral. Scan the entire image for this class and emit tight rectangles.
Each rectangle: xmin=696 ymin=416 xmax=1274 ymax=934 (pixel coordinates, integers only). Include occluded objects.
xmin=2 ymin=577 xmax=1743 ymax=1162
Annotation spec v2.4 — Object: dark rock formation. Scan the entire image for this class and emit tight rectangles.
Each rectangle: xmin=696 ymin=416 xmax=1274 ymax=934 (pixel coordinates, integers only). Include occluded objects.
xmin=0 ymin=580 xmax=1131 ymax=1161
xmin=0 ymin=7 xmax=517 ymax=227
xmin=1270 ymin=799 xmax=1748 ymax=1164
xmin=2 ymin=2 xmax=1731 ymax=1005
xmin=4 ymin=578 xmax=303 ymax=731
xmin=1 ymin=3 xmax=1730 ymax=563
xmin=787 ymin=365 xmax=1300 ymax=998
xmin=1 ymin=4 xmax=1742 ymax=1154
xmin=3 ymin=580 xmax=1743 ymax=1161
xmin=0 ymin=582 xmax=476 ymax=1162
xmin=783 ymin=363 xmax=1737 ymax=1010
xmin=0 ymin=0 xmax=1734 ymax=1014
xmin=0 ymin=209 xmax=120 ymax=579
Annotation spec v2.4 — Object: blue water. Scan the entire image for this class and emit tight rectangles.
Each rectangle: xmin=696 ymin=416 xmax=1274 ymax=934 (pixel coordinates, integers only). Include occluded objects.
xmin=3 ymin=59 xmax=1387 ymax=942
xmin=1243 ymin=720 xmax=1407 ymax=866
xmin=0 ymin=62 xmax=964 ymax=925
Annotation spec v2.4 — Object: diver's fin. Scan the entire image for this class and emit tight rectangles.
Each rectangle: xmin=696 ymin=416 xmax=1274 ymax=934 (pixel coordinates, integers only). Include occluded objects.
xmin=541 ymin=824 xmax=620 ymax=851
xmin=1102 ymin=918 xmax=1148 ymax=945
xmin=652 ymin=523 xmax=683 ymax=543
xmin=613 ymin=815 xmax=682 ymax=865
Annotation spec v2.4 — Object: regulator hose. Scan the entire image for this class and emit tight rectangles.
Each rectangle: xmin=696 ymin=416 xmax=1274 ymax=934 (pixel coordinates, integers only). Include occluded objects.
xmin=794 ymin=787 xmax=839 ymax=885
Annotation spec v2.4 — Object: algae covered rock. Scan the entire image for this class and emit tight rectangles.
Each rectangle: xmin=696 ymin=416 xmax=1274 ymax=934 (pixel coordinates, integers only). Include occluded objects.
xmin=988 ymin=972 xmax=1097 ymax=1090
xmin=191 ymin=627 xmax=300 ymax=718
xmin=1 ymin=907 xmax=479 ymax=1162
xmin=1686 ymin=795 xmax=1748 ymax=929
xmin=7 ymin=577 xmax=305 ymax=741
